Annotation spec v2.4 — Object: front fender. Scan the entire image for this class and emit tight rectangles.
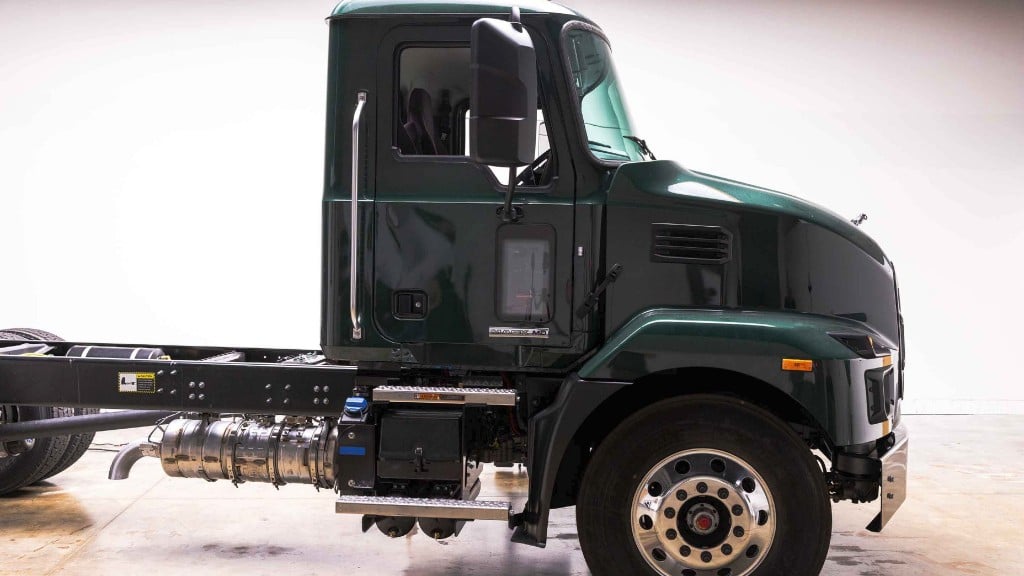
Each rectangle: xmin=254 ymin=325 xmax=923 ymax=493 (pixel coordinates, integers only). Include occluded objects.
xmin=579 ymin=308 xmax=896 ymax=447
xmin=516 ymin=308 xmax=897 ymax=547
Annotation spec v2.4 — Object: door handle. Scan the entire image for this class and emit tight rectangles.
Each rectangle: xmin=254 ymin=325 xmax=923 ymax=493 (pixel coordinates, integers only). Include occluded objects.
xmin=350 ymin=91 xmax=367 ymax=340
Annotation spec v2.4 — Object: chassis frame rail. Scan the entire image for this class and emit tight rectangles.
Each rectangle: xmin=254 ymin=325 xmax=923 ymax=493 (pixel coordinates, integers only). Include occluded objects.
xmin=0 ymin=340 xmax=357 ymax=415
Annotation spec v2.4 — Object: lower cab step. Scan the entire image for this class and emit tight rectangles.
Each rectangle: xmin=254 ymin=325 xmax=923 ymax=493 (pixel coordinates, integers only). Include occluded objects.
xmin=336 ymin=495 xmax=512 ymax=522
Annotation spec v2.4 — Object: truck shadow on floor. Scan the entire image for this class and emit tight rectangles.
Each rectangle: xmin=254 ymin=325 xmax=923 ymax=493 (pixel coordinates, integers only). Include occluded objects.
xmin=0 ymin=482 xmax=94 ymax=537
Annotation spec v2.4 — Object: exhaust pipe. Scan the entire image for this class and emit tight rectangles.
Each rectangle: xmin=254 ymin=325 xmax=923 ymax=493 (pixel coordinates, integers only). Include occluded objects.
xmin=107 ymin=417 xmax=339 ymax=488
xmin=108 ymin=439 xmax=159 ymax=480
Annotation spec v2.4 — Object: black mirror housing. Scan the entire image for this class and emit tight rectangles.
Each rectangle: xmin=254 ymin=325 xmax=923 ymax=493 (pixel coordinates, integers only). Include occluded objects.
xmin=470 ymin=17 xmax=537 ymax=167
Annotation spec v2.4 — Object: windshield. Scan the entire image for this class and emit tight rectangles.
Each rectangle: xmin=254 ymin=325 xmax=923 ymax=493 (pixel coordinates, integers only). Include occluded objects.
xmin=564 ymin=26 xmax=643 ymax=163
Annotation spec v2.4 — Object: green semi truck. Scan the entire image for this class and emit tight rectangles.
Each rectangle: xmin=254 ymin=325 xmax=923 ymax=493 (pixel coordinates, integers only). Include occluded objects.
xmin=0 ymin=2 xmax=908 ymax=575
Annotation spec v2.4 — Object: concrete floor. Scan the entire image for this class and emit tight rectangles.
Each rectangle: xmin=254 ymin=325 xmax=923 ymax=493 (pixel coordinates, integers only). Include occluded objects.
xmin=1 ymin=415 xmax=1021 ymax=576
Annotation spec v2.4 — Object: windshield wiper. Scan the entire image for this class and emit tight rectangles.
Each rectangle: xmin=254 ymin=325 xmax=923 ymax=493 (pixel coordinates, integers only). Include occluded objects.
xmin=624 ymin=136 xmax=656 ymax=160
xmin=588 ymin=140 xmax=630 ymax=159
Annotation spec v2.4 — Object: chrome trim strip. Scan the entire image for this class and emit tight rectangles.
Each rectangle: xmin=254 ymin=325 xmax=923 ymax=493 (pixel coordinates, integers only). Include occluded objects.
xmin=350 ymin=91 xmax=367 ymax=340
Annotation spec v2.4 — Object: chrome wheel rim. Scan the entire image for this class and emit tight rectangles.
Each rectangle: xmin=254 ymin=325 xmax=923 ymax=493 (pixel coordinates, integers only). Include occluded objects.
xmin=631 ymin=449 xmax=776 ymax=576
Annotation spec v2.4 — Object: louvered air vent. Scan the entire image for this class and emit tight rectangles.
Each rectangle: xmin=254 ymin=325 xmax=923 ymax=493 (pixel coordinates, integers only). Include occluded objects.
xmin=651 ymin=223 xmax=732 ymax=264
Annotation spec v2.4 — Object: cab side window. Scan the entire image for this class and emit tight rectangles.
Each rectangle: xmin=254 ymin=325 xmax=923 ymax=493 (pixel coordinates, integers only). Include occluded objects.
xmin=396 ymin=47 xmax=469 ymax=156
xmin=396 ymin=46 xmax=552 ymax=186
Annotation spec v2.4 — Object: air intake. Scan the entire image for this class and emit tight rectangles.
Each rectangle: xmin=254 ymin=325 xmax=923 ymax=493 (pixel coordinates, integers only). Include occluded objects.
xmin=651 ymin=224 xmax=732 ymax=264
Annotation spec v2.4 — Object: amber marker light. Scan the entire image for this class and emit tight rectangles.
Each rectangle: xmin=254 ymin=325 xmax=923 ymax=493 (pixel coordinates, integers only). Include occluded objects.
xmin=881 ymin=355 xmax=893 ymax=367
xmin=781 ymin=358 xmax=814 ymax=372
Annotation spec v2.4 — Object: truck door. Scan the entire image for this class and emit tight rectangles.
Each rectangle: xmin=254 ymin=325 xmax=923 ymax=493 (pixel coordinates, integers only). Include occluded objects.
xmin=372 ymin=24 xmax=575 ymax=362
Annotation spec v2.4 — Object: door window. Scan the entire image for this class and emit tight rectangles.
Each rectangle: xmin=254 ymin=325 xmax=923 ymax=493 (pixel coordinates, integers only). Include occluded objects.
xmin=396 ymin=46 xmax=553 ymax=186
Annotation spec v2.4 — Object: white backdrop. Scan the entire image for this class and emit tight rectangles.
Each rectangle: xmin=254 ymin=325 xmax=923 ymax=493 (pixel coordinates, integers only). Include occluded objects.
xmin=1 ymin=1 xmax=1021 ymax=414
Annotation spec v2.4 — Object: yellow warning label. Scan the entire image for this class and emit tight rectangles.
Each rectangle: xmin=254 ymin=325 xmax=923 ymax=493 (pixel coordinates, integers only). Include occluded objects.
xmin=118 ymin=372 xmax=157 ymax=394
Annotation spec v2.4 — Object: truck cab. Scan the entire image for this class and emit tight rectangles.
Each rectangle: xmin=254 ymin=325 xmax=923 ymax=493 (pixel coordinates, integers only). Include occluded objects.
xmin=0 ymin=2 xmax=908 ymax=576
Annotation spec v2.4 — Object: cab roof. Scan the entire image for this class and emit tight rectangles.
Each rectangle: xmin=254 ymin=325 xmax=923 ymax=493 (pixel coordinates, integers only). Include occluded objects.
xmin=332 ymin=0 xmax=584 ymax=18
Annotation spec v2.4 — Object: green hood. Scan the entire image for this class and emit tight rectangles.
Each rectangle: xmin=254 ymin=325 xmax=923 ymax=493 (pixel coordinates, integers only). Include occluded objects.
xmin=606 ymin=160 xmax=886 ymax=264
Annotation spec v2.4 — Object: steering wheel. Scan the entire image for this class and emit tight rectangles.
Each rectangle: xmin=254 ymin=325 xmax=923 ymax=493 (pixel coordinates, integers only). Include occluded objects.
xmin=516 ymin=149 xmax=552 ymax=187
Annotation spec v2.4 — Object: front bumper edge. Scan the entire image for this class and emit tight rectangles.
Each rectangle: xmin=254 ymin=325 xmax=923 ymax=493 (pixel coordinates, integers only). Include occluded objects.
xmin=866 ymin=422 xmax=908 ymax=532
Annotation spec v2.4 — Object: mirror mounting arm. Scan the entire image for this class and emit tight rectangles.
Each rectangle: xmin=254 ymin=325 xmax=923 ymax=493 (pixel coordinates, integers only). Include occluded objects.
xmin=499 ymin=167 xmax=523 ymax=222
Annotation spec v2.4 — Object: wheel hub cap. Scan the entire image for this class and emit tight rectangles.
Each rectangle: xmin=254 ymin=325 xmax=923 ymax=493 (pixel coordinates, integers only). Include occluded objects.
xmin=685 ymin=501 xmax=723 ymax=538
xmin=631 ymin=449 xmax=776 ymax=576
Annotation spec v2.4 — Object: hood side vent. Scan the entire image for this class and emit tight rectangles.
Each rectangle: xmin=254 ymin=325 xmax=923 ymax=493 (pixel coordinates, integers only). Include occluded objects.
xmin=651 ymin=223 xmax=732 ymax=264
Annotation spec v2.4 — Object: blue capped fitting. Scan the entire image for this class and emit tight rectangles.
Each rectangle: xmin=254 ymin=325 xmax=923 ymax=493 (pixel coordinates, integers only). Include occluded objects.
xmin=343 ymin=396 xmax=369 ymax=416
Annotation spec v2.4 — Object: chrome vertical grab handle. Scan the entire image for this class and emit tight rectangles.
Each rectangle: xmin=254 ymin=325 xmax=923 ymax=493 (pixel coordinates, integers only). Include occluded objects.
xmin=350 ymin=91 xmax=367 ymax=340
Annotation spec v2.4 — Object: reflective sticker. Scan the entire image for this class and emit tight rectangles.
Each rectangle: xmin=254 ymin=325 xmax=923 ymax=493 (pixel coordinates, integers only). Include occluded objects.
xmin=118 ymin=372 xmax=157 ymax=394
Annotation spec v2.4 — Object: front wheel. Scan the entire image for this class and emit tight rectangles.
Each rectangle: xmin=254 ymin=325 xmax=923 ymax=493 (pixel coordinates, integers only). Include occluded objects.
xmin=577 ymin=395 xmax=831 ymax=576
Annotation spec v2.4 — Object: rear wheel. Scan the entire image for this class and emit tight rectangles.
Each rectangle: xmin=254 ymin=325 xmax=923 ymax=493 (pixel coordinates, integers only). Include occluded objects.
xmin=0 ymin=405 xmax=72 ymax=494
xmin=0 ymin=328 xmax=98 ymax=489
xmin=577 ymin=395 xmax=831 ymax=576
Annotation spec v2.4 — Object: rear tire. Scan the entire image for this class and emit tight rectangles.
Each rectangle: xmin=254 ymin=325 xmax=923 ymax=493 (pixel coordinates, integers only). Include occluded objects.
xmin=0 ymin=328 xmax=98 ymax=487
xmin=577 ymin=395 xmax=831 ymax=576
xmin=0 ymin=406 xmax=72 ymax=495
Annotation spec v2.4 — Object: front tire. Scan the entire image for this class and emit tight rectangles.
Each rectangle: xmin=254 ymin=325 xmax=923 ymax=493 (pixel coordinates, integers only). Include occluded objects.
xmin=577 ymin=395 xmax=831 ymax=576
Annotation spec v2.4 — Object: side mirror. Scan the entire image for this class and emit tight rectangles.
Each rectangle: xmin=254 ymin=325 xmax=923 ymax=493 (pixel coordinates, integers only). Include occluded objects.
xmin=470 ymin=16 xmax=537 ymax=167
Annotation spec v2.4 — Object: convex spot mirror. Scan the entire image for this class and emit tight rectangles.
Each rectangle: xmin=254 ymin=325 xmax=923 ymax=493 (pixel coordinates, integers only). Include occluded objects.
xmin=470 ymin=16 xmax=537 ymax=167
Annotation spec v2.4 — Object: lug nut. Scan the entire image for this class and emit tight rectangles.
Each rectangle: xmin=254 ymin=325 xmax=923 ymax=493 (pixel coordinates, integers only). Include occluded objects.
xmin=696 ymin=482 xmax=708 ymax=494
xmin=665 ymin=529 xmax=677 ymax=540
xmin=733 ymin=526 xmax=745 ymax=538
xmin=679 ymin=545 xmax=691 ymax=557
xmin=718 ymin=488 xmax=729 ymax=499
xmin=721 ymin=544 xmax=732 ymax=555
xmin=701 ymin=551 xmax=712 ymax=563
xmin=664 ymin=508 xmax=676 ymax=519
xmin=732 ymin=505 xmax=743 ymax=516
xmin=676 ymin=490 xmax=688 ymax=501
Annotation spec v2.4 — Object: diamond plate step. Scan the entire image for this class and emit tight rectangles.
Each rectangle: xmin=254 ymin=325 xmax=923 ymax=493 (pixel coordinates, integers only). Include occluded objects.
xmin=372 ymin=386 xmax=516 ymax=406
xmin=335 ymin=495 xmax=512 ymax=521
